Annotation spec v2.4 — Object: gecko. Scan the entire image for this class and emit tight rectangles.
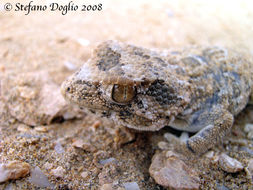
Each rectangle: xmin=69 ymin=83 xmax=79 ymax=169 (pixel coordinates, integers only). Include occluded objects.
xmin=61 ymin=40 xmax=253 ymax=154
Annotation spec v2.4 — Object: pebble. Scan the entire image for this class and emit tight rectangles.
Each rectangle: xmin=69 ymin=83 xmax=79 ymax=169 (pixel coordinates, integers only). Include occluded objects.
xmin=114 ymin=126 xmax=135 ymax=145
xmin=92 ymin=121 xmax=101 ymax=129
xmin=218 ymin=153 xmax=243 ymax=173
xmin=51 ymin=166 xmax=65 ymax=178
xmin=98 ymin=162 xmax=119 ymax=185
xmin=216 ymin=183 xmax=230 ymax=190
xmin=149 ymin=151 xmax=200 ymax=189
xmin=99 ymin=158 xmax=116 ymax=165
xmin=0 ymin=161 xmax=30 ymax=183
xmin=179 ymin=132 xmax=189 ymax=142
xmin=18 ymin=86 xmax=37 ymax=99
xmin=163 ymin=133 xmax=181 ymax=144
xmin=54 ymin=142 xmax=65 ymax=154
xmin=72 ymin=139 xmax=96 ymax=152
xmin=244 ymin=123 xmax=253 ymax=140
xmin=245 ymin=158 xmax=253 ymax=180
xmin=100 ymin=183 xmax=114 ymax=190
xmin=29 ymin=166 xmax=54 ymax=188
xmin=204 ymin=151 xmax=214 ymax=159
xmin=165 ymin=150 xmax=181 ymax=158
xmin=123 ymin=182 xmax=140 ymax=190
xmin=239 ymin=146 xmax=253 ymax=156
xmin=63 ymin=61 xmax=77 ymax=71
xmin=34 ymin=126 xmax=48 ymax=132
xmin=157 ymin=141 xmax=169 ymax=150
xmin=81 ymin=171 xmax=88 ymax=179
xmin=44 ymin=162 xmax=53 ymax=170
xmin=17 ymin=124 xmax=31 ymax=132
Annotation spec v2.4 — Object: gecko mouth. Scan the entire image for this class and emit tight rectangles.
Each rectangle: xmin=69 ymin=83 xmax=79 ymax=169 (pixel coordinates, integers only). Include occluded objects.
xmin=60 ymin=80 xmax=71 ymax=100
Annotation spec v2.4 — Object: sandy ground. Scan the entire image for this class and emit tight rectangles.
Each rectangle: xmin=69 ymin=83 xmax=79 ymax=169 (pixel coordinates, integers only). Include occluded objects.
xmin=0 ymin=0 xmax=253 ymax=189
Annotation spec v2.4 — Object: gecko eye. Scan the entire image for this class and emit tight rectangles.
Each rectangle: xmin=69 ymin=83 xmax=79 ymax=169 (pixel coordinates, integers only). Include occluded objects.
xmin=112 ymin=84 xmax=136 ymax=104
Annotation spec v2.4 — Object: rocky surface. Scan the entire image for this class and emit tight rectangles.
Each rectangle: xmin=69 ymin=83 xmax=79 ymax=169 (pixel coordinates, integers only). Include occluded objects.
xmin=29 ymin=166 xmax=54 ymax=188
xmin=149 ymin=151 xmax=200 ymax=189
xmin=0 ymin=161 xmax=30 ymax=183
xmin=218 ymin=153 xmax=244 ymax=173
xmin=0 ymin=0 xmax=253 ymax=189
xmin=1 ymin=71 xmax=67 ymax=126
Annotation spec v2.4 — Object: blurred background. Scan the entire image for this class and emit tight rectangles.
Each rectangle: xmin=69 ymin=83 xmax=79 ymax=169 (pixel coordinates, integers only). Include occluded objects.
xmin=1 ymin=0 xmax=253 ymax=81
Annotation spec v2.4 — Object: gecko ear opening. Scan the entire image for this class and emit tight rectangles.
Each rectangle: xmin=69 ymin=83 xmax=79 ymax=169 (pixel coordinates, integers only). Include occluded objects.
xmin=112 ymin=84 xmax=136 ymax=104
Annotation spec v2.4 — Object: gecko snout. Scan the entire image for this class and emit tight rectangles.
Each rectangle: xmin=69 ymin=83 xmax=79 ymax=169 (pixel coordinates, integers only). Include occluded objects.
xmin=60 ymin=79 xmax=73 ymax=100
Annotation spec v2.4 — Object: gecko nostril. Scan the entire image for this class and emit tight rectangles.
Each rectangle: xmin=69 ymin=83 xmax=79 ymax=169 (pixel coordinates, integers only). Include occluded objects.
xmin=67 ymin=87 xmax=71 ymax=92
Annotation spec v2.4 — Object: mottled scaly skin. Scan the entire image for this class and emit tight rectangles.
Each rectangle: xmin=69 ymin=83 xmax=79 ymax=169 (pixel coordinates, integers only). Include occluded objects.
xmin=61 ymin=41 xmax=253 ymax=154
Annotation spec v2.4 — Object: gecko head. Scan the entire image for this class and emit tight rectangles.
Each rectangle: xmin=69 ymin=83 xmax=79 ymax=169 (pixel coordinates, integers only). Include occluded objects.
xmin=61 ymin=40 xmax=191 ymax=131
xmin=61 ymin=69 xmax=190 ymax=131
xmin=61 ymin=70 xmax=137 ymax=110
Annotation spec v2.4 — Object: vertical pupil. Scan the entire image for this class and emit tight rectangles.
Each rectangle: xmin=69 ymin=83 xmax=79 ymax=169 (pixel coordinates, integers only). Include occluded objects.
xmin=123 ymin=86 xmax=127 ymax=100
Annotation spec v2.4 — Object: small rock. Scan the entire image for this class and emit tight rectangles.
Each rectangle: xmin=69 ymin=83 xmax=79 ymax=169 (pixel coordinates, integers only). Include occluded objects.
xmin=98 ymin=162 xmax=119 ymax=185
xmin=114 ymin=126 xmax=135 ymax=145
xmin=44 ymin=162 xmax=53 ymax=170
xmin=92 ymin=121 xmax=101 ymax=129
xmin=18 ymin=86 xmax=37 ymax=99
xmin=1 ymin=71 xmax=67 ymax=126
xmin=163 ymin=133 xmax=181 ymax=144
xmin=149 ymin=151 xmax=200 ymax=189
xmin=72 ymin=139 xmax=96 ymax=152
xmin=100 ymin=183 xmax=113 ymax=190
xmin=17 ymin=124 xmax=31 ymax=132
xmin=34 ymin=126 xmax=48 ymax=132
xmin=239 ymin=146 xmax=253 ymax=156
xmin=244 ymin=123 xmax=253 ymax=140
xmin=51 ymin=166 xmax=65 ymax=178
xmin=211 ymin=153 xmax=220 ymax=164
xmin=244 ymin=123 xmax=253 ymax=132
xmin=29 ymin=166 xmax=54 ymax=188
xmin=81 ymin=171 xmax=88 ymax=179
xmin=204 ymin=151 xmax=214 ymax=159
xmin=179 ymin=132 xmax=189 ymax=142
xmin=0 ymin=161 xmax=30 ymax=183
xmin=63 ymin=61 xmax=77 ymax=71
xmin=218 ymin=153 xmax=243 ymax=173
xmin=245 ymin=158 xmax=253 ymax=180
xmin=123 ymin=182 xmax=140 ymax=190
xmin=165 ymin=150 xmax=181 ymax=158
xmin=54 ymin=142 xmax=65 ymax=154
xmin=99 ymin=158 xmax=116 ymax=165
xmin=157 ymin=141 xmax=169 ymax=150
xmin=216 ymin=183 xmax=230 ymax=190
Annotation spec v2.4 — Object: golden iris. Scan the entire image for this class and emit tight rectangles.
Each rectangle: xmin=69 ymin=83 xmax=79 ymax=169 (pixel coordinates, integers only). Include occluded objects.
xmin=112 ymin=84 xmax=136 ymax=104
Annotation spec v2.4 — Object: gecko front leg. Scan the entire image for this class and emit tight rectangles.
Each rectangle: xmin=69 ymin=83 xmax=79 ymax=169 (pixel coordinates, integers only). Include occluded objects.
xmin=164 ymin=109 xmax=234 ymax=155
